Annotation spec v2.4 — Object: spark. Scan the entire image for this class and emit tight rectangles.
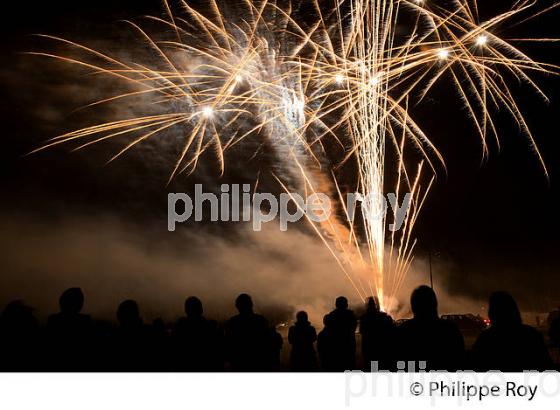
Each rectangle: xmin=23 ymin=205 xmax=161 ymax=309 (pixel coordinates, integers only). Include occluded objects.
xmin=476 ymin=35 xmax=488 ymax=47
xmin=437 ymin=48 xmax=450 ymax=60
xmin=201 ymin=106 xmax=214 ymax=119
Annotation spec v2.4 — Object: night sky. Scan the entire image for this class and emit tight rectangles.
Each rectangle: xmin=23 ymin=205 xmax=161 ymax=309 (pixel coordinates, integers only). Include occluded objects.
xmin=1 ymin=0 xmax=560 ymax=320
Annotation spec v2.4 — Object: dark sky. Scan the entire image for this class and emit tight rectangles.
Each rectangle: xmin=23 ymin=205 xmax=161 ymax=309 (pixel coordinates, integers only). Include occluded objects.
xmin=0 ymin=0 xmax=559 ymax=318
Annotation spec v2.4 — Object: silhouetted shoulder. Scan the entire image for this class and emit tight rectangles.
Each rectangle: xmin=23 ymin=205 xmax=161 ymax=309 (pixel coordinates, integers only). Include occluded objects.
xmin=520 ymin=324 xmax=545 ymax=340
xmin=227 ymin=312 xmax=266 ymax=328
xmin=255 ymin=313 xmax=269 ymax=326
xmin=47 ymin=312 xmax=93 ymax=330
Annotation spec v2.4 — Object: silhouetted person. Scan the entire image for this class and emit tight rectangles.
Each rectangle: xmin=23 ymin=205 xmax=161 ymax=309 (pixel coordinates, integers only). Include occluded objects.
xmin=320 ymin=296 xmax=357 ymax=371
xmin=0 ymin=300 xmax=39 ymax=370
xmin=112 ymin=299 xmax=155 ymax=371
xmin=359 ymin=296 xmax=395 ymax=371
xmin=172 ymin=296 xmax=222 ymax=371
xmin=288 ymin=311 xmax=318 ymax=371
xmin=397 ymin=286 xmax=464 ymax=371
xmin=472 ymin=291 xmax=551 ymax=371
xmin=46 ymin=288 xmax=94 ymax=370
xmin=224 ymin=294 xmax=271 ymax=371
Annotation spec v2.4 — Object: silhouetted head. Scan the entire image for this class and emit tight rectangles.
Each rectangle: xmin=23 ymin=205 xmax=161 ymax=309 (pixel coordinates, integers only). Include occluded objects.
xmin=335 ymin=296 xmax=348 ymax=310
xmin=488 ymin=291 xmax=522 ymax=328
xmin=366 ymin=296 xmax=380 ymax=314
xmin=410 ymin=285 xmax=438 ymax=320
xmin=1 ymin=300 xmax=36 ymax=331
xmin=59 ymin=288 xmax=84 ymax=314
xmin=235 ymin=293 xmax=254 ymax=314
xmin=296 ymin=311 xmax=309 ymax=324
xmin=185 ymin=296 xmax=203 ymax=317
xmin=117 ymin=300 xmax=142 ymax=327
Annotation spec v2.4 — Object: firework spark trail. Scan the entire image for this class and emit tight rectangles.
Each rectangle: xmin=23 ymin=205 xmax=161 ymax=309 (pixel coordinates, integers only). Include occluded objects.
xmin=29 ymin=0 xmax=559 ymax=311
xmin=345 ymin=0 xmax=397 ymax=309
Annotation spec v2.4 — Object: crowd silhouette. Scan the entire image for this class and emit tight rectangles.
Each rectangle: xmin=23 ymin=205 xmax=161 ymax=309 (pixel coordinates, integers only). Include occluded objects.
xmin=0 ymin=286 xmax=557 ymax=372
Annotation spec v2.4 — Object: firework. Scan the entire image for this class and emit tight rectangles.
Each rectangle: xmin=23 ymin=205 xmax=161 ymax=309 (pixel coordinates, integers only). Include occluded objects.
xmin=29 ymin=0 xmax=558 ymax=311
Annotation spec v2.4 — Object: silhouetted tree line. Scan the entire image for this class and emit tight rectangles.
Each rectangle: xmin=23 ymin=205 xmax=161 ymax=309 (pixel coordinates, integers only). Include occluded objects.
xmin=0 ymin=286 xmax=558 ymax=372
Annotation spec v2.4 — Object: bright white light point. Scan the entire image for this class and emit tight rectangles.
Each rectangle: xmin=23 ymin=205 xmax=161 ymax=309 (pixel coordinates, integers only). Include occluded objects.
xmin=437 ymin=48 xmax=449 ymax=60
xmin=369 ymin=72 xmax=384 ymax=86
xmin=476 ymin=35 xmax=488 ymax=46
xmin=235 ymin=74 xmax=243 ymax=83
xmin=335 ymin=74 xmax=344 ymax=84
xmin=202 ymin=106 xmax=214 ymax=118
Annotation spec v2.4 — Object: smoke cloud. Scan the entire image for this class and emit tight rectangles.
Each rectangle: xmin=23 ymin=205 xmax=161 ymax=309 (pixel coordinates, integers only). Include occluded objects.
xmin=0 ymin=210 xmax=492 ymax=327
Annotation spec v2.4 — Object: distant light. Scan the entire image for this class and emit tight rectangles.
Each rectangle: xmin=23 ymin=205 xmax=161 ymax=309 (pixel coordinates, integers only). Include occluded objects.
xmin=476 ymin=35 xmax=488 ymax=47
xmin=437 ymin=48 xmax=450 ymax=60
xmin=202 ymin=106 xmax=214 ymax=118
xmin=414 ymin=0 xmax=424 ymax=4
xmin=235 ymin=74 xmax=243 ymax=83
xmin=335 ymin=74 xmax=344 ymax=84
